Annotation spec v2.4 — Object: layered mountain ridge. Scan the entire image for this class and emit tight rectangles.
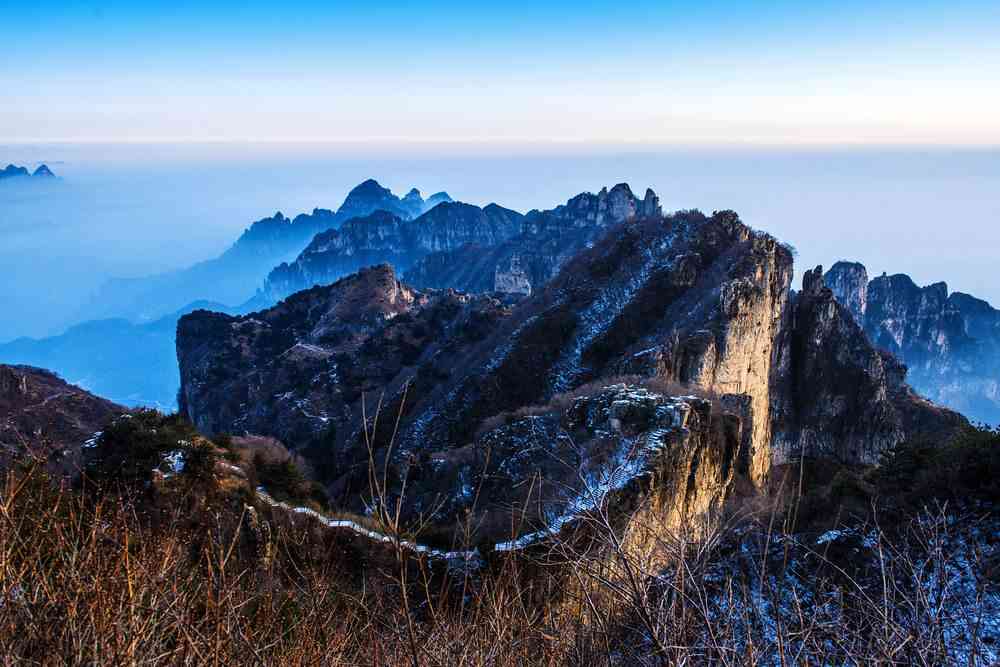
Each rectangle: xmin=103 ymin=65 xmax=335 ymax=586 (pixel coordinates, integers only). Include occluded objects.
xmin=825 ymin=261 xmax=1000 ymax=424
xmin=258 ymin=199 xmax=521 ymax=304
xmin=7 ymin=180 xmax=452 ymax=409
xmin=405 ymin=183 xmax=661 ymax=294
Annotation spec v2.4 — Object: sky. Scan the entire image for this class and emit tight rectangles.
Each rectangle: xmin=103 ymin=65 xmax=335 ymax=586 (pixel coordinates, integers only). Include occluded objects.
xmin=2 ymin=0 xmax=999 ymax=145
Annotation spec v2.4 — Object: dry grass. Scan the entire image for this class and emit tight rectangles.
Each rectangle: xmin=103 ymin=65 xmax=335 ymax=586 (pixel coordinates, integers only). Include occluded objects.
xmin=1 ymin=446 xmax=997 ymax=666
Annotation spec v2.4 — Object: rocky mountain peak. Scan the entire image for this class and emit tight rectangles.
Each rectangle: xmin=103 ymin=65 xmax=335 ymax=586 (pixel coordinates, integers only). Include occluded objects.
xmin=334 ymin=179 xmax=449 ymax=223
xmin=801 ymin=264 xmax=827 ymax=297
xmin=180 ymin=203 xmax=962 ymax=530
xmin=32 ymin=164 xmax=55 ymax=177
xmin=258 ymin=201 xmax=525 ymax=303
xmin=825 ymin=261 xmax=869 ymax=322
xmin=425 ymin=191 xmax=453 ymax=208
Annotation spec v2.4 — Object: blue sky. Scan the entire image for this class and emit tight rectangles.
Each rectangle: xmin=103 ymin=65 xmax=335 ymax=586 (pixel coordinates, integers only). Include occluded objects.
xmin=2 ymin=0 xmax=999 ymax=143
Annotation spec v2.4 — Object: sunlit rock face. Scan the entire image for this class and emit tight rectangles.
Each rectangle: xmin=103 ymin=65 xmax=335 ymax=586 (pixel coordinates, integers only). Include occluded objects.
xmin=417 ymin=383 xmax=746 ymax=548
xmin=825 ymin=261 xmax=1000 ymax=425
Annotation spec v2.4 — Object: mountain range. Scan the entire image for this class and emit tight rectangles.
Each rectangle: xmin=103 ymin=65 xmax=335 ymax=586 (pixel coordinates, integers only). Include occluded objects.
xmin=1 ymin=180 xmax=453 ymax=409
xmin=5 ymin=179 xmax=996 ymax=662
xmin=176 ymin=202 xmax=962 ymax=539
xmin=7 ymin=178 xmax=998 ymax=438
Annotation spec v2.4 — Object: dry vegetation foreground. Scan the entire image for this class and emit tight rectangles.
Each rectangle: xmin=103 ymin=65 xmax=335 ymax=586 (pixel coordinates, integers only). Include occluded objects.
xmin=1 ymin=419 xmax=999 ymax=665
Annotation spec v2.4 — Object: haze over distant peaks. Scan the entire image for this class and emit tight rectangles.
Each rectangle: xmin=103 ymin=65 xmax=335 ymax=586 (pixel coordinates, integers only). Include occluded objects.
xmin=81 ymin=178 xmax=450 ymax=325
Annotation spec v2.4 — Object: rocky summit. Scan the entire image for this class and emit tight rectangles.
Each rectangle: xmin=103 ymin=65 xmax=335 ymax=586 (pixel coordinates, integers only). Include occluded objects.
xmin=333 ymin=179 xmax=452 ymax=225
xmin=177 ymin=194 xmax=962 ymax=542
xmin=826 ymin=261 xmax=1000 ymax=424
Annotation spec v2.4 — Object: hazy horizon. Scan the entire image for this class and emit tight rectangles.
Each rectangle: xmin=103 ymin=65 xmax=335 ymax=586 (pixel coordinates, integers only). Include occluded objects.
xmin=2 ymin=141 xmax=998 ymax=343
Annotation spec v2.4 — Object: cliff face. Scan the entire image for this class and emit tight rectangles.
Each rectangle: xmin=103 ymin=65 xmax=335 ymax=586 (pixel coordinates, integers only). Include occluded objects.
xmin=259 ymin=202 xmax=524 ymax=303
xmin=825 ymin=261 xmax=1000 ymax=424
xmin=178 ymin=196 xmax=960 ymax=541
xmin=418 ymin=383 xmax=746 ymax=547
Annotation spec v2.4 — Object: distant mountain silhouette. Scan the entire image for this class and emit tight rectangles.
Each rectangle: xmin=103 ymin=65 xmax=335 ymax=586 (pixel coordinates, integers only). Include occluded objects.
xmin=1 ymin=163 xmax=57 ymax=180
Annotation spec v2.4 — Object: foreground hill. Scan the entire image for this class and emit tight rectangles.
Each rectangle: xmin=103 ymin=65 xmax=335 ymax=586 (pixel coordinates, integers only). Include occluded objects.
xmin=2 ymin=395 xmax=995 ymax=663
xmin=0 ymin=364 xmax=121 ymax=470
xmin=178 ymin=202 xmax=962 ymax=542
xmin=826 ymin=261 xmax=1000 ymax=424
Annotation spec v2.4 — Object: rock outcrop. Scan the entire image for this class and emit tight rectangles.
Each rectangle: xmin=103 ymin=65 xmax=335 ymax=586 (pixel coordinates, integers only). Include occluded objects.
xmin=771 ymin=266 xmax=963 ymax=464
xmin=0 ymin=300 xmax=234 ymax=411
xmin=825 ymin=261 xmax=1000 ymax=425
